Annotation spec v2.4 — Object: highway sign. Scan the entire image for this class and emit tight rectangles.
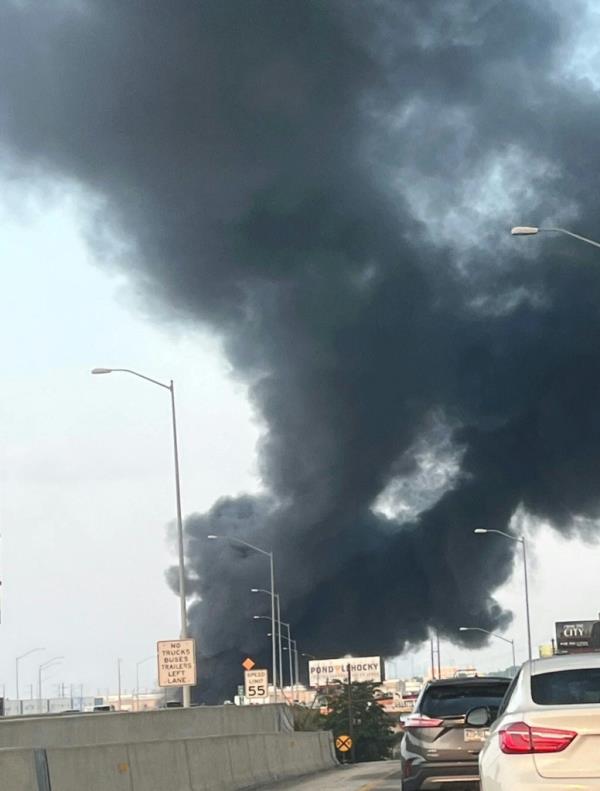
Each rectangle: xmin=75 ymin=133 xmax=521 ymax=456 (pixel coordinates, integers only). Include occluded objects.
xmin=242 ymin=657 xmax=256 ymax=671
xmin=335 ymin=734 xmax=353 ymax=752
xmin=157 ymin=639 xmax=197 ymax=687
xmin=244 ymin=668 xmax=268 ymax=699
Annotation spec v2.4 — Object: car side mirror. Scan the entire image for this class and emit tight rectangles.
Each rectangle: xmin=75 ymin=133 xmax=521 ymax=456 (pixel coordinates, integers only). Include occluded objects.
xmin=465 ymin=706 xmax=491 ymax=727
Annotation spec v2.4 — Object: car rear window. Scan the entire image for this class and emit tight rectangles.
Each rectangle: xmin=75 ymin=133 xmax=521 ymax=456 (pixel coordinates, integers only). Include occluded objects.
xmin=420 ymin=682 xmax=509 ymax=718
xmin=531 ymin=668 xmax=600 ymax=705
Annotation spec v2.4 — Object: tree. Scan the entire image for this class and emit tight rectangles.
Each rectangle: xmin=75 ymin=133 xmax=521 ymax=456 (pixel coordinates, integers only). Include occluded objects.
xmin=292 ymin=703 xmax=322 ymax=731
xmin=322 ymin=681 xmax=397 ymax=763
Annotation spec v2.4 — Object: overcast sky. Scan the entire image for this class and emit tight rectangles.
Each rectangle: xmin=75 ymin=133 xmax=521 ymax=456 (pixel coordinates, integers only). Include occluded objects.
xmin=1 ymin=189 xmax=599 ymax=699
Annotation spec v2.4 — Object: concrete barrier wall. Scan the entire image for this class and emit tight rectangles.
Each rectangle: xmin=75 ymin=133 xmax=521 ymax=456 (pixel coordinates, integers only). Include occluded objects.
xmin=0 ymin=703 xmax=292 ymax=749
xmin=0 ymin=748 xmax=40 ymax=791
xmin=39 ymin=731 xmax=337 ymax=791
xmin=0 ymin=735 xmax=337 ymax=791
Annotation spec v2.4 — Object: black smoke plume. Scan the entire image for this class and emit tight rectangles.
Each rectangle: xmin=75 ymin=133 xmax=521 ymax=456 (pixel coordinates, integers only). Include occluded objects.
xmin=3 ymin=0 xmax=600 ymax=700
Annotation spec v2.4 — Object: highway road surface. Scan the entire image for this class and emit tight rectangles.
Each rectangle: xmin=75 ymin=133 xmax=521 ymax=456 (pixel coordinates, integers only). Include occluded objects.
xmin=265 ymin=760 xmax=403 ymax=790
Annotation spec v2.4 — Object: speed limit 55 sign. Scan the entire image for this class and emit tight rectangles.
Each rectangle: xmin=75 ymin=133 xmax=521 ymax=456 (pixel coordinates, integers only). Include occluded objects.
xmin=244 ymin=668 xmax=268 ymax=699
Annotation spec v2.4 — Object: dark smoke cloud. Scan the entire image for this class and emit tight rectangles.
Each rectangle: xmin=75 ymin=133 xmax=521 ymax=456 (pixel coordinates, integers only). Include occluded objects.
xmin=3 ymin=0 xmax=600 ymax=700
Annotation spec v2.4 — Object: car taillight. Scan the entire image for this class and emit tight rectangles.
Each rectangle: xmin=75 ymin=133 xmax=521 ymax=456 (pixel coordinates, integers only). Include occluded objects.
xmin=500 ymin=721 xmax=577 ymax=754
xmin=404 ymin=715 xmax=444 ymax=728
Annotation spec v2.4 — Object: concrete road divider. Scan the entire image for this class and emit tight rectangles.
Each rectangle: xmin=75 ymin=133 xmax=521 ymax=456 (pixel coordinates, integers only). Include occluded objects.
xmin=0 ymin=747 xmax=46 ymax=791
xmin=13 ymin=731 xmax=336 ymax=790
xmin=0 ymin=703 xmax=293 ymax=750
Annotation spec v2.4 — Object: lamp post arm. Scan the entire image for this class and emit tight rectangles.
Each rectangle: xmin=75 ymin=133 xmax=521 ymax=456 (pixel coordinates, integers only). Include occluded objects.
xmin=16 ymin=648 xmax=45 ymax=700
xmin=462 ymin=627 xmax=512 ymax=644
xmin=228 ymin=537 xmax=272 ymax=558
xmin=484 ymin=529 xmax=523 ymax=543
xmin=489 ymin=632 xmax=513 ymax=646
xmin=540 ymin=228 xmax=600 ymax=249
xmin=108 ymin=369 xmax=171 ymax=389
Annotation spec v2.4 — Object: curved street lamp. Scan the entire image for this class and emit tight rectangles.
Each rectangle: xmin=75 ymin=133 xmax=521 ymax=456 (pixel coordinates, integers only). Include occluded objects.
xmin=511 ymin=226 xmax=600 ymax=249
xmin=282 ymin=638 xmax=300 ymax=694
xmin=209 ymin=535 xmax=277 ymax=699
xmin=459 ymin=627 xmax=516 ymax=673
xmin=92 ymin=367 xmax=190 ymax=707
xmin=16 ymin=648 xmax=44 ymax=700
xmin=136 ymin=654 xmax=157 ymax=711
xmin=38 ymin=657 xmax=64 ymax=700
xmin=252 ymin=589 xmax=284 ymax=691
xmin=475 ymin=528 xmax=532 ymax=662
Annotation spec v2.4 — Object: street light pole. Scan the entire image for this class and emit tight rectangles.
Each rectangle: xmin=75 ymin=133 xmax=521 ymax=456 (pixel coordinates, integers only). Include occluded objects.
xmin=285 ymin=638 xmax=299 ymax=694
xmin=268 ymin=626 xmax=297 ymax=694
xmin=521 ymin=537 xmax=532 ymax=663
xmin=475 ymin=529 xmax=533 ymax=662
xmin=117 ymin=658 xmax=122 ymax=712
xmin=252 ymin=589 xmax=291 ymax=690
xmin=38 ymin=657 xmax=63 ymax=700
xmin=16 ymin=648 xmax=44 ymax=700
xmin=285 ymin=630 xmax=294 ymax=691
xmin=511 ymin=226 xmax=600 ymax=249
xmin=293 ymin=640 xmax=299 ymax=693
xmin=210 ymin=535 xmax=277 ymax=699
xmin=92 ymin=368 xmax=190 ymax=708
xmin=276 ymin=597 xmax=283 ymax=693
xmin=279 ymin=622 xmax=294 ymax=690
xmin=459 ymin=627 xmax=517 ymax=673
xmin=136 ymin=655 xmax=157 ymax=711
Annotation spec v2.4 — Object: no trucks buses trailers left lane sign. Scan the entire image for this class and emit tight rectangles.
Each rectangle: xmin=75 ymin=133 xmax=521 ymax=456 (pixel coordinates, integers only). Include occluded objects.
xmin=157 ymin=639 xmax=197 ymax=687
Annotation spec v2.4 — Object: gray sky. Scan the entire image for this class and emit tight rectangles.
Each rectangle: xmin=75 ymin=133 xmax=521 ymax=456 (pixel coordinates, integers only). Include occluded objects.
xmin=0 ymin=191 xmax=260 ymax=698
xmin=1 ymin=190 xmax=599 ymax=698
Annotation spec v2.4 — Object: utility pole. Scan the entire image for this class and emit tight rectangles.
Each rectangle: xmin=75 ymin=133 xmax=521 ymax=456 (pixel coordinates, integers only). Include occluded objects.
xmin=117 ymin=658 xmax=122 ymax=711
xmin=347 ymin=663 xmax=355 ymax=764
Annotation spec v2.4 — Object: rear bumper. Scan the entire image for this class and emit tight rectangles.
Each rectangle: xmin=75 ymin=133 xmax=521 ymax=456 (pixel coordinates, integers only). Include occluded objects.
xmin=481 ymin=771 xmax=600 ymax=791
xmin=402 ymin=760 xmax=480 ymax=790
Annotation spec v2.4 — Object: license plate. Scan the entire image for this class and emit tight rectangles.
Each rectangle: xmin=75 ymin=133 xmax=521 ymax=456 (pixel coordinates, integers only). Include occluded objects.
xmin=464 ymin=728 xmax=489 ymax=742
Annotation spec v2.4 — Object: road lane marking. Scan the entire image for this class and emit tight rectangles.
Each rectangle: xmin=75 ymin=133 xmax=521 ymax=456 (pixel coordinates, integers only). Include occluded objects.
xmin=356 ymin=768 xmax=402 ymax=790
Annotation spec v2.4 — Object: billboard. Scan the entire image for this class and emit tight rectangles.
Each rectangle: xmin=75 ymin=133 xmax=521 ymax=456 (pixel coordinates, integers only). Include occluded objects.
xmin=556 ymin=621 xmax=600 ymax=653
xmin=308 ymin=656 xmax=381 ymax=688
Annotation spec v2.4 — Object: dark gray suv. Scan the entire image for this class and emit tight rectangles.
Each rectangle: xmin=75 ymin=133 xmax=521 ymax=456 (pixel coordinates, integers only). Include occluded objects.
xmin=400 ymin=676 xmax=510 ymax=790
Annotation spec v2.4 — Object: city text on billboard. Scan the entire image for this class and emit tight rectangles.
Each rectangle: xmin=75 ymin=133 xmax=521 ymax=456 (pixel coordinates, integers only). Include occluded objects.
xmin=157 ymin=639 xmax=197 ymax=687
xmin=556 ymin=621 xmax=600 ymax=653
xmin=308 ymin=656 xmax=381 ymax=687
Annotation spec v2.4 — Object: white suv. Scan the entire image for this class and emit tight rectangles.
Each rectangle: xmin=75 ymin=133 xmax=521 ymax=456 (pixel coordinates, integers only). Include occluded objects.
xmin=474 ymin=653 xmax=600 ymax=789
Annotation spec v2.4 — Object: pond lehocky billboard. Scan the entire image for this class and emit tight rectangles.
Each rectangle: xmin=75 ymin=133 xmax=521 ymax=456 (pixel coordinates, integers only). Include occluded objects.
xmin=308 ymin=656 xmax=381 ymax=687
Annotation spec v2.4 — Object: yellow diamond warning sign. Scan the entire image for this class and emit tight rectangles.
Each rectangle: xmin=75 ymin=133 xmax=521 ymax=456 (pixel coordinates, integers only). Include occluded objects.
xmin=242 ymin=657 xmax=256 ymax=671
xmin=157 ymin=639 xmax=197 ymax=687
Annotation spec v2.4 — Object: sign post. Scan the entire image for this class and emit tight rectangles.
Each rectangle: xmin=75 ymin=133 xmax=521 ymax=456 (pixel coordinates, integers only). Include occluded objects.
xmin=157 ymin=639 xmax=197 ymax=692
xmin=244 ymin=668 xmax=268 ymax=701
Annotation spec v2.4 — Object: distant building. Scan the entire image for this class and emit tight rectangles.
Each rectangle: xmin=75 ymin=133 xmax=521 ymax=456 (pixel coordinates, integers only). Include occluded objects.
xmin=2 ymin=690 xmax=167 ymax=716
xmin=425 ymin=665 xmax=478 ymax=681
